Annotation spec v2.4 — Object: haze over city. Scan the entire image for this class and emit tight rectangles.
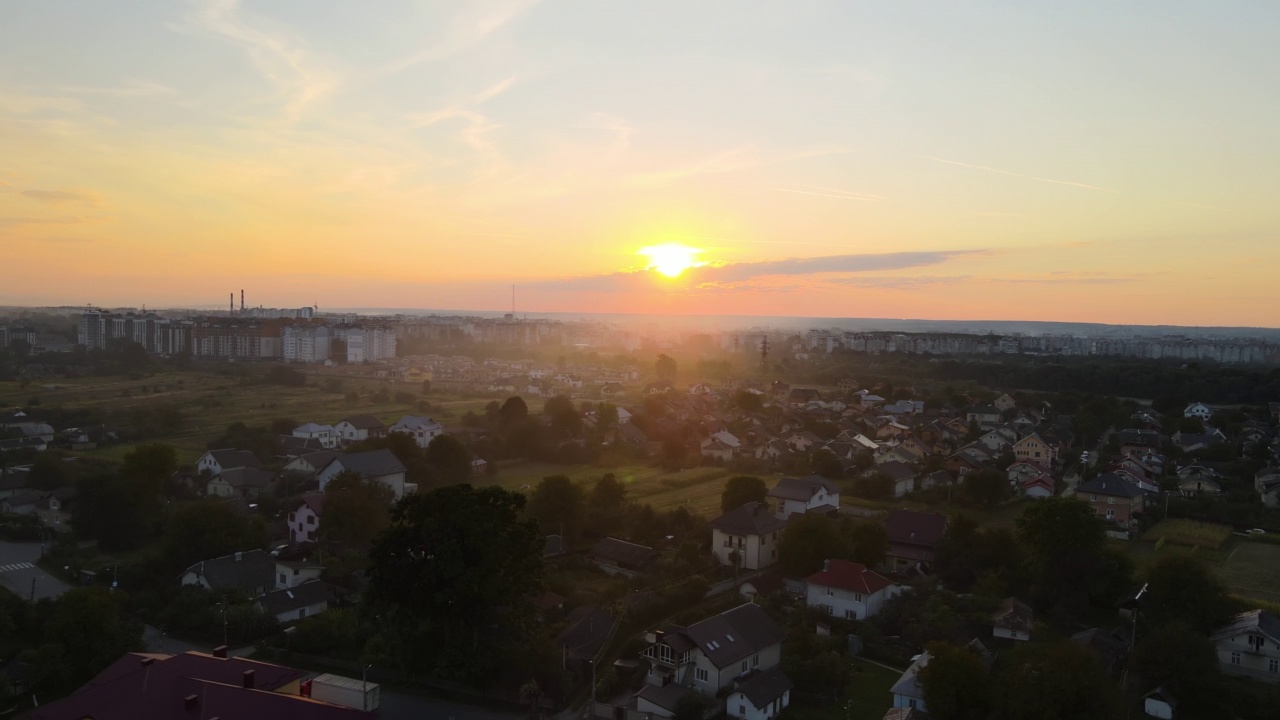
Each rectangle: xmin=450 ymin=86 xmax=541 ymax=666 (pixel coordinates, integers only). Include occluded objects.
xmin=3 ymin=1 xmax=1279 ymax=325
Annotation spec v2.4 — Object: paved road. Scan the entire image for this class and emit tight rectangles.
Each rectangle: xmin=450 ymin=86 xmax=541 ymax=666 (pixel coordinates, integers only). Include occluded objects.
xmin=0 ymin=540 xmax=71 ymax=601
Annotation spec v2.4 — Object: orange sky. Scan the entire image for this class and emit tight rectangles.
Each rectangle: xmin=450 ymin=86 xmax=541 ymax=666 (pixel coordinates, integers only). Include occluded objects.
xmin=3 ymin=1 xmax=1279 ymax=326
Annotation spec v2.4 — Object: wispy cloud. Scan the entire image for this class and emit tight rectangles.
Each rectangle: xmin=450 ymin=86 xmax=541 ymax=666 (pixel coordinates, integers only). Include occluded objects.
xmin=371 ymin=0 xmax=540 ymax=78
xmin=925 ymin=156 xmax=1116 ymax=193
xmin=772 ymin=185 xmax=881 ymax=201
xmin=56 ymin=80 xmax=176 ymax=98
xmin=20 ymin=189 xmax=97 ymax=206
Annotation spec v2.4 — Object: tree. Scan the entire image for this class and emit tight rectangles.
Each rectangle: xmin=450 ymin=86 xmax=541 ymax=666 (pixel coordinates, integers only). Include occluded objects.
xmin=996 ymin=641 xmax=1120 ymax=720
xmin=364 ymin=485 xmax=544 ymax=684
xmin=543 ymin=395 xmax=582 ymax=436
xmin=424 ymin=433 xmax=473 ymax=485
xmin=962 ymin=468 xmax=1008 ymax=509
xmin=29 ymin=451 xmax=71 ymax=491
xmin=655 ymin=354 xmax=677 ymax=383
xmin=811 ymin=449 xmax=843 ymax=479
xmin=1016 ymin=498 xmax=1131 ymax=619
xmin=120 ymin=443 xmax=176 ymax=497
xmin=596 ymin=403 xmax=619 ymax=432
xmin=500 ymin=396 xmax=529 ymax=428
xmin=842 ymin=518 xmax=889 ymax=567
xmin=671 ymin=692 xmax=710 ymax=720
xmin=778 ymin=515 xmax=851 ymax=577
xmin=918 ymin=642 xmax=994 ymax=720
xmin=733 ymin=390 xmax=763 ymax=414
xmin=527 ymin=475 xmax=586 ymax=540
xmin=319 ymin=471 xmax=395 ymax=552
xmin=75 ymin=470 xmax=152 ymax=551
xmin=21 ymin=587 xmax=143 ymax=695
xmin=1141 ymin=555 xmax=1233 ymax=634
xmin=1132 ymin=622 xmax=1221 ymax=719
xmin=164 ymin=499 xmax=267 ymax=572
xmin=721 ymin=476 xmax=768 ymax=512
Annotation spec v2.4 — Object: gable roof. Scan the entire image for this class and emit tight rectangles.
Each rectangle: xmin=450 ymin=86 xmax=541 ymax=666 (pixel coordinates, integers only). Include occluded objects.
xmin=889 ymin=651 xmax=928 ymax=699
xmin=23 ymin=651 xmax=370 ymax=720
xmin=338 ymin=414 xmax=385 ymax=430
xmin=683 ymin=603 xmax=787 ymax=670
xmin=257 ymin=580 xmax=329 ymax=617
xmin=878 ymin=461 xmax=917 ymax=482
xmin=1211 ymin=609 xmax=1280 ymax=645
xmin=297 ymin=492 xmax=325 ymax=515
xmin=885 ymin=509 xmax=948 ymax=547
xmin=204 ymin=448 xmax=261 ymax=470
xmin=710 ymin=502 xmax=788 ymax=537
xmin=993 ymin=597 xmax=1034 ymax=633
xmin=327 ymin=449 xmax=406 ymax=478
xmin=182 ymin=549 xmax=275 ymax=592
xmin=805 ymin=559 xmax=895 ymax=595
xmin=1078 ymin=473 xmax=1144 ymax=499
xmin=768 ymin=475 xmax=839 ymax=502
xmin=590 ymin=537 xmax=658 ymax=568
xmin=733 ymin=667 xmax=794 ymax=708
xmin=215 ymin=467 xmax=275 ymax=490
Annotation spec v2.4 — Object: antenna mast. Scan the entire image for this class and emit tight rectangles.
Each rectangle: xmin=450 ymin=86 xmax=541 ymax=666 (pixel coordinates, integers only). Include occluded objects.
xmin=760 ymin=336 xmax=770 ymax=373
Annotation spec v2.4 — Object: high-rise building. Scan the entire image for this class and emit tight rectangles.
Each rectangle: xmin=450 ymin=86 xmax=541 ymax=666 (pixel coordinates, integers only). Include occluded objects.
xmin=282 ymin=324 xmax=331 ymax=363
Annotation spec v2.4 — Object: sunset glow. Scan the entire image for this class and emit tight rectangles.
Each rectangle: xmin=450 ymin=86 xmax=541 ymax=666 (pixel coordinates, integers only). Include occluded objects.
xmin=639 ymin=244 xmax=704 ymax=278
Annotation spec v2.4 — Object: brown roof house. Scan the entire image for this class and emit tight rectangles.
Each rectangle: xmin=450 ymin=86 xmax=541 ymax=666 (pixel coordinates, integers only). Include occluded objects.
xmin=885 ymin=509 xmax=948 ymax=573
xmin=992 ymin=597 xmax=1034 ymax=641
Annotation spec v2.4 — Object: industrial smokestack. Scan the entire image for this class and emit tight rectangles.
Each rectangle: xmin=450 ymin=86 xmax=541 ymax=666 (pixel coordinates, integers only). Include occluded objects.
xmin=240 ymin=289 xmax=245 ymax=313
xmin=230 ymin=293 xmax=234 ymax=316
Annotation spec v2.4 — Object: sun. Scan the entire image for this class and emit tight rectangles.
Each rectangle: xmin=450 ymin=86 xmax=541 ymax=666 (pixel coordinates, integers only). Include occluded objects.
xmin=639 ymin=243 xmax=703 ymax=278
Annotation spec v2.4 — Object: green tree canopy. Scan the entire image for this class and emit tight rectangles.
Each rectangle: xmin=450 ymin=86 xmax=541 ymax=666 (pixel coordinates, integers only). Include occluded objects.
xmin=1140 ymin=555 xmax=1234 ymax=634
xmin=841 ymin=517 xmax=889 ymax=567
xmin=318 ymin=470 xmax=395 ymax=553
xmin=1016 ymin=498 xmax=1131 ymax=619
xmin=164 ymin=499 xmax=267 ymax=572
xmin=996 ymin=640 xmax=1120 ymax=720
xmin=778 ymin=514 xmax=851 ymax=577
xmin=655 ymin=354 xmax=677 ymax=382
xmin=527 ymin=475 xmax=586 ymax=540
xmin=1132 ymin=622 xmax=1222 ymax=719
xmin=500 ymin=396 xmax=529 ymax=428
xmin=721 ymin=475 xmax=768 ymax=512
xmin=424 ymin=433 xmax=474 ymax=485
xmin=962 ymin=468 xmax=1008 ymax=509
xmin=364 ymin=485 xmax=544 ymax=684
xmin=918 ymin=642 xmax=994 ymax=720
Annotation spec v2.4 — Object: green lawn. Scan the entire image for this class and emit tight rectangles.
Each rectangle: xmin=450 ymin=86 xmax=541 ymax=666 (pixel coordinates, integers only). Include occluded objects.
xmin=1219 ymin=541 xmax=1280 ymax=606
xmin=783 ymin=661 xmax=901 ymax=720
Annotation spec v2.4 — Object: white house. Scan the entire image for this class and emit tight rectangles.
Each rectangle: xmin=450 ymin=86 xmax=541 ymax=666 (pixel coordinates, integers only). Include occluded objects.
xmin=1143 ymin=687 xmax=1176 ymax=720
xmin=283 ymin=451 xmax=338 ymax=479
xmin=389 ymin=415 xmax=444 ymax=448
xmin=274 ymin=559 xmax=323 ymax=589
xmin=292 ymin=422 xmax=338 ymax=449
xmin=726 ymin=667 xmax=793 ymax=720
xmin=289 ymin=493 xmax=324 ymax=544
xmin=257 ymin=580 xmax=329 ymax=624
xmin=196 ymin=449 xmax=260 ymax=477
xmin=804 ymin=559 xmax=900 ymax=621
xmin=709 ymin=502 xmax=788 ymax=571
xmin=1012 ymin=433 xmax=1055 ymax=465
xmin=767 ymin=475 xmax=840 ymax=519
xmin=180 ymin=550 xmax=276 ymax=595
xmin=640 ymin=603 xmax=789 ymax=714
xmin=1211 ymin=609 xmax=1280 ymax=683
xmin=890 ymin=652 xmax=929 ymax=713
xmin=333 ymin=415 xmax=387 ymax=444
xmin=1184 ymin=402 xmax=1214 ymax=421
xmin=316 ymin=449 xmax=408 ymax=499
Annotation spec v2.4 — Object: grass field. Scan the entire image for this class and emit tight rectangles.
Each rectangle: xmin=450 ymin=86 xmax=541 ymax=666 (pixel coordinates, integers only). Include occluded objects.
xmin=485 ymin=462 xmax=785 ymax=516
xmin=782 ymin=661 xmax=900 ymax=720
xmin=1219 ymin=541 xmax=1280 ymax=606
xmin=1143 ymin=518 xmax=1234 ymax=550
xmin=0 ymin=370 xmax=491 ymax=464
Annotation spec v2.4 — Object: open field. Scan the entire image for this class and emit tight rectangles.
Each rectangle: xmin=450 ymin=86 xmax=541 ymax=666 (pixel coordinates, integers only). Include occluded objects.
xmin=782 ymin=661 xmax=900 ymax=720
xmin=0 ymin=370 xmax=490 ymax=464
xmin=485 ymin=462 xmax=785 ymax=516
xmin=1219 ymin=541 xmax=1280 ymax=606
xmin=1143 ymin=518 xmax=1234 ymax=550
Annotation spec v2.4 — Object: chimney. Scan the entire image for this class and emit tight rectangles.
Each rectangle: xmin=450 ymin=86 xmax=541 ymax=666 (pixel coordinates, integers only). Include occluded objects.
xmin=240 ymin=289 xmax=245 ymax=313
xmin=184 ymin=694 xmax=199 ymax=710
xmin=752 ymin=503 xmax=760 ymax=517
xmin=242 ymin=669 xmax=256 ymax=689
xmin=234 ymin=551 xmax=242 ymax=562
xmin=230 ymin=292 xmax=234 ymax=315
xmin=823 ymin=559 xmax=830 ymax=572
xmin=212 ymin=645 xmax=228 ymax=658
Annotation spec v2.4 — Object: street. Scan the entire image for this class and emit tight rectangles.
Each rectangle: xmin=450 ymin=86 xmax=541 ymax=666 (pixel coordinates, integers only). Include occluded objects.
xmin=0 ymin=540 xmax=71 ymax=601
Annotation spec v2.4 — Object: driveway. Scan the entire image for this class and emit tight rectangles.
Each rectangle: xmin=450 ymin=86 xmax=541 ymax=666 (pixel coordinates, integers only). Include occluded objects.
xmin=0 ymin=540 xmax=71 ymax=601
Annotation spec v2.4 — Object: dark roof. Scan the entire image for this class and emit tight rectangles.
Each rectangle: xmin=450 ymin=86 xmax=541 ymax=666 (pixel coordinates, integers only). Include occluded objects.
xmin=590 ymin=537 xmax=658 ymax=568
xmin=339 ymin=415 xmax=385 ymax=430
xmin=878 ymin=461 xmax=917 ymax=482
xmin=738 ymin=571 xmax=784 ymax=596
xmin=555 ymin=605 xmax=617 ymax=661
xmin=257 ymin=581 xmax=329 ymax=618
xmin=206 ymin=448 xmax=261 ymax=470
xmin=768 ymin=475 xmax=838 ymax=501
xmin=279 ymin=435 xmax=327 ymax=456
xmin=23 ymin=651 xmax=370 ymax=720
xmin=806 ymin=560 xmax=895 ymax=595
xmin=328 ymin=449 xmax=405 ymax=478
xmin=298 ymin=493 xmax=325 ymax=515
xmin=1078 ymin=473 xmax=1144 ymax=499
xmin=1211 ymin=609 xmax=1280 ymax=644
xmin=216 ymin=467 xmax=275 ymax=490
xmin=182 ymin=550 xmax=275 ymax=592
xmin=993 ymin=597 xmax=1034 ymax=634
xmin=885 ymin=509 xmax=948 ymax=548
xmin=1070 ymin=628 xmax=1129 ymax=673
xmin=0 ymin=468 xmax=31 ymax=492
xmin=634 ymin=682 xmax=695 ymax=712
xmin=683 ymin=603 xmax=786 ymax=670
xmin=710 ymin=502 xmax=788 ymax=536
xmin=733 ymin=667 xmax=794 ymax=708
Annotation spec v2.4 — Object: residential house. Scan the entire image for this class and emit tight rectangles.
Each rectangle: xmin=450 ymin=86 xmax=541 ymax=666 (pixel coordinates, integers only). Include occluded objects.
xmin=1021 ymin=473 xmax=1055 ymax=499
xmin=860 ymin=394 xmax=886 ymax=409
xmin=917 ymin=470 xmax=953 ymax=492
xmin=333 ymin=415 xmax=387 ymax=444
xmin=976 ymin=428 xmax=1016 ymax=453
xmin=965 ymin=406 xmax=1001 ymax=428
xmin=689 ymin=382 xmax=715 ymax=395
xmin=992 ymin=598 xmax=1034 ymax=641
xmin=1143 ymin=687 xmax=1177 ymax=720
xmin=1117 ymin=429 xmax=1163 ymax=457
xmin=181 ymin=550 xmax=276 ymax=595
xmin=316 ymin=450 xmax=408 ymax=499
xmin=19 ymin=650 xmax=375 ymax=720
xmin=0 ymin=468 xmax=30 ymax=499
xmin=1012 ymin=433 xmax=1056 ymax=465
xmin=1177 ymin=474 xmax=1224 ymax=496
xmin=876 ymin=461 xmax=917 ymax=498
xmin=590 ymin=537 xmax=659 ymax=577
xmin=1256 ymin=467 xmax=1280 ymax=508
xmin=196 ymin=448 xmax=260 ymax=477
xmin=727 ymin=667 xmax=793 ymax=720
xmin=1184 ymin=402 xmax=1214 ymax=421
xmin=1077 ymin=474 xmax=1145 ymax=527
xmin=288 ymin=493 xmax=324 ymax=543
xmin=278 ymin=435 xmax=328 ymax=458
xmin=710 ymin=502 xmax=787 ymax=571
xmin=639 ymin=603 xmax=788 ymax=715
xmin=388 ymin=415 xmax=444 ymax=449
xmin=1173 ymin=432 xmax=1214 ymax=454
xmin=785 ymin=432 xmax=823 ymax=453
xmin=292 ymin=422 xmax=339 ymax=449
xmin=283 ymin=450 xmax=339 ymax=479
xmin=804 ymin=559 xmax=900 ymax=620
xmin=890 ymin=651 xmax=930 ymax=713
xmin=1210 ymin=609 xmax=1280 ymax=683
xmin=885 ymin=510 xmax=948 ymax=573
xmin=36 ymin=487 xmax=76 ymax=532
xmin=790 ymin=388 xmax=821 ymax=405
xmin=737 ymin=572 xmax=785 ymax=602
xmin=993 ymin=393 xmax=1017 ymax=412
xmin=767 ymin=475 xmax=840 ymax=519
xmin=1071 ymin=628 xmax=1130 ymax=676
xmin=1006 ymin=461 xmax=1050 ymax=484
xmin=257 ymin=580 xmax=329 ymax=624
xmin=0 ymin=491 xmax=43 ymax=516
xmin=206 ymin=467 xmax=275 ymax=499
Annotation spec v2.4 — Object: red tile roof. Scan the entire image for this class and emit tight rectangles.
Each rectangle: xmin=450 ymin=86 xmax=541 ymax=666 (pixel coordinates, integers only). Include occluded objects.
xmin=805 ymin=559 xmax=895 ymax=595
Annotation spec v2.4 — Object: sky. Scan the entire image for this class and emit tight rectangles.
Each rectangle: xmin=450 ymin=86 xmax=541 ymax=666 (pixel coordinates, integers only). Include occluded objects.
xmin=2 ymin=1 xmax=1279 ymax=326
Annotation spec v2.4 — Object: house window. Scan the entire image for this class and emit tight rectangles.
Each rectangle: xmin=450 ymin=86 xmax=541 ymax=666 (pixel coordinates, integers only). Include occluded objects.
xmin=740 ymin=706 xmax=746 ymax=717
xmin=1090 ymin=494 xmax=1097 ymax=502
xmin=1107 ymin=497 xmax=1116 ymax=505
xmin=1106 ymin=509 xmax=1116 ymax=520
xmin=308 ymin=516 xmax=316 ymax=525
xmin=1270 ymin=659 xmax=1279 ymax=673
xmin=298 ymin=608 xmax=307 ymax=619
xmin=278 ymin=573 xmax=287 ymax=585
xmin=659 ymin=645 xmax=673 ymax=664
xmin=1250 ymin=635 xmax=1264 ymax=652
xmin=826 ymin=588 xmax=834 ymax=596
xmin=844 ymin=609 xmax=858 ymax=620
xmin=696 ymin=668 xmax=709 ymax=682
xmin=1231 ymin=652 xmax=1241 ymax=665
xmin=853 ymin=593 xmax=863 ymax=602
xmin=753 ymin=655 xmax=759 ymax=668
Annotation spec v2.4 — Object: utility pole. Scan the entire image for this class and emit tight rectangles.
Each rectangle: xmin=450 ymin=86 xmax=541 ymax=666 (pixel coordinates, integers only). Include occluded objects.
xmin=590 ymin=659 xmax=597 ymax=720
xmin=29 ymin=576 xmax=37 ymax=603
